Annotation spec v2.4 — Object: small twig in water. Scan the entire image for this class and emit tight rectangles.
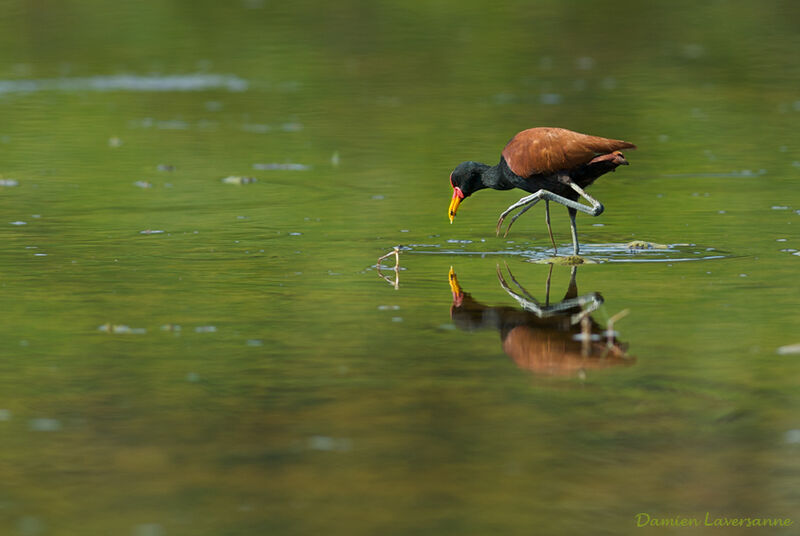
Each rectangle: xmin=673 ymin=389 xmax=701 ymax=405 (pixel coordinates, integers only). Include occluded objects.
xmin=377 ymin=247 xmax=401 ymax=289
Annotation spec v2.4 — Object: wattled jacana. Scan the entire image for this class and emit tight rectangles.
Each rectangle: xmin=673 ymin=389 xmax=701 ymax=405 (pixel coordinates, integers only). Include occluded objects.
xmin=448 ymin=127 xmax=636 ymax=255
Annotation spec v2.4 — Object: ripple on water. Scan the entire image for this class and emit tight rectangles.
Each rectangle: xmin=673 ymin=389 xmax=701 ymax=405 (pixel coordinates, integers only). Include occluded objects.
xmin=404 ymin=242 xmax=731 ymax=263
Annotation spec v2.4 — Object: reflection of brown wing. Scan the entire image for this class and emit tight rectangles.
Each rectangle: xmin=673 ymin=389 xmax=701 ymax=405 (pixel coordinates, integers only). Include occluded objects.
xmin=501 ymin=127 xmax=636 ymax=178
xmin=502 ymin=326 xmax=632 ymax=376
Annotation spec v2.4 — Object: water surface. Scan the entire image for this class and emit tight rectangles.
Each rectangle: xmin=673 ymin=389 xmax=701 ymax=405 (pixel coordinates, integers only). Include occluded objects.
xmin=1 ymin=1 xmax=799 ymax=534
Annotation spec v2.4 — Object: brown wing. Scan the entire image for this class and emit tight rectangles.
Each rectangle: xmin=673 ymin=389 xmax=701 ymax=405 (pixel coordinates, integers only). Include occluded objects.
xmin=501 ymin=127 xmax=636 ymax=177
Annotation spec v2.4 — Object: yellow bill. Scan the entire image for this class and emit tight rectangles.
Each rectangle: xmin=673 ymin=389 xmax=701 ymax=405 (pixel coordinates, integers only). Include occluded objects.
xmin=448 ymin=192 xmax=462 ymax=223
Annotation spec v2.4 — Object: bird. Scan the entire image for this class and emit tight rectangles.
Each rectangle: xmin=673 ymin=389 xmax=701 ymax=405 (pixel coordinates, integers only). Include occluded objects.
xmin=448 ymin=127 xmax=636 ymax=256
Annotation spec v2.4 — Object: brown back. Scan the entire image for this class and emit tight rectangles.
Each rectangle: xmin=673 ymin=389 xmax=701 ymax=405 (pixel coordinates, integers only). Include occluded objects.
xmin=501 ymin=127 xmax=636 ymax=178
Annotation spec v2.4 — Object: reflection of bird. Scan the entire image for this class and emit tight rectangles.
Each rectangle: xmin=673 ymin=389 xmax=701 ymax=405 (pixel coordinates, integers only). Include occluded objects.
xmin=448 ymin=127 xmax=636 ymax=256
xmin=448 ymin=265 xmax=633 ymax=376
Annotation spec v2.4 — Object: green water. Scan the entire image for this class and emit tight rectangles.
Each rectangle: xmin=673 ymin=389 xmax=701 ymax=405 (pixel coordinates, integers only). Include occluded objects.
xmin=1 ymin=1 xmax=799 ymax=534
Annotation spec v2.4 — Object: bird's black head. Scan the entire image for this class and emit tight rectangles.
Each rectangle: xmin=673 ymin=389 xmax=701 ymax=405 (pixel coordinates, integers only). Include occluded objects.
xmin=448 ymin=161 xmax=488 ymax=223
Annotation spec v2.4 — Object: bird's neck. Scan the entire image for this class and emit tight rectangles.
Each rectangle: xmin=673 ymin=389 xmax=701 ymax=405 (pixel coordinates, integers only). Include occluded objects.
xmin=476 ymin=161 xmax=515 ymax=191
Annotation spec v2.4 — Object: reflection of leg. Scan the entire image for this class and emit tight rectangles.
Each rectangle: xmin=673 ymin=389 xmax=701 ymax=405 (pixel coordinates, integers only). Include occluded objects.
xmin=497 ymin=262 xmax=540 ymax=304
xmin=544 ymin=263 xmax=553 ymax=306
xmin=564 ymin=265 xmax=579 ymax=300
xmin=496 ymin=262 xmax=602 ymax=319
xmin=497 ymin=264 xmax=545 ymax=315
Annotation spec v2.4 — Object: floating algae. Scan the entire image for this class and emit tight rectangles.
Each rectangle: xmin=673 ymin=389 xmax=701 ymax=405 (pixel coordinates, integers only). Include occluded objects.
xmin=530 ymin=255 xmax=595 ymax=266
xmin=626 ymin=240 xmax=669 ymax=250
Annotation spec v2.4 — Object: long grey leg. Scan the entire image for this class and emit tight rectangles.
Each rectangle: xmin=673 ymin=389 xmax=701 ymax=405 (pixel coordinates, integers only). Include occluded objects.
xmin=565 ymin=181 xmax=605 ymax=255
xmin=545 ymin=200 xmax=557 ymax=253
xmin=568 ymin=208 xmax=579 ymax=255
xmin=500 ymin=261 xmax=539 ymax=303
xmin=496 ymin=181 xmax=604 ymax=238
xmin=567 ymin=181 xmax=604 ymax=217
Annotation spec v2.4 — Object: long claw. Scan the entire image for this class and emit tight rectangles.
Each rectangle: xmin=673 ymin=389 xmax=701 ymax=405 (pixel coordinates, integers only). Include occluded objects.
xmin=503 ymin=213 xmax=520 ymax=237
xmin=496 ymin=217 xmax=504 ymax=237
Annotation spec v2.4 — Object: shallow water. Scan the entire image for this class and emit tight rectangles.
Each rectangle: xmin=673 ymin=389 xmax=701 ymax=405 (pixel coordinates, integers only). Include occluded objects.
xmin=1 ymin=1 xmax=800 ymax=534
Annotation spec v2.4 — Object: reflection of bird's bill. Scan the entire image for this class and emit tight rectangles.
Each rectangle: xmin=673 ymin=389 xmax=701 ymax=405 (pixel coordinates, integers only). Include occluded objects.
xmin=448 ymin=192 xmax=461 ymax=223
xmin=448 ymin=266 xmax=461 ymax=294
xmin=448 ymin=266 xmax=464 ymax=307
